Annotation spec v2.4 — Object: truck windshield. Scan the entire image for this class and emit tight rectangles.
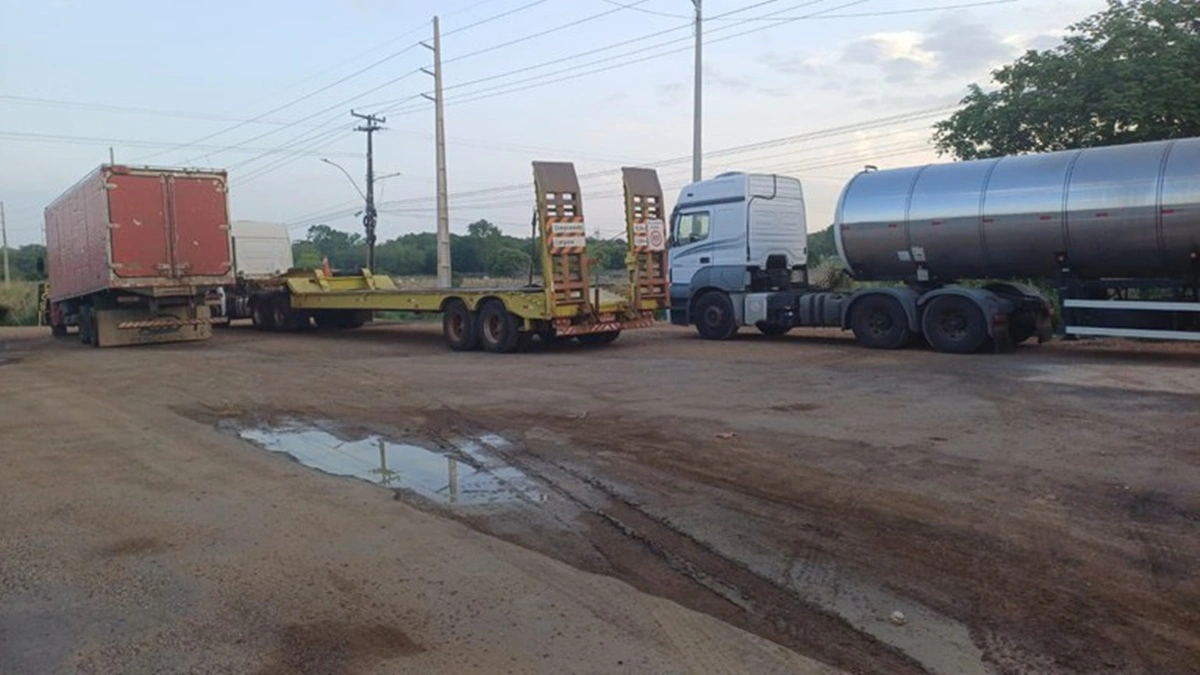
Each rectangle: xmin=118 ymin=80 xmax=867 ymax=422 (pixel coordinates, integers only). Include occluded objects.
xmin=673 ymin=212 xmax=710 ymax=245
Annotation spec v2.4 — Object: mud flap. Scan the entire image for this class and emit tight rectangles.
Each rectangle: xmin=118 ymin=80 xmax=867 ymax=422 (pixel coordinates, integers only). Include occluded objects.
xmin=95 ymin=305 xmax=213 ymax=347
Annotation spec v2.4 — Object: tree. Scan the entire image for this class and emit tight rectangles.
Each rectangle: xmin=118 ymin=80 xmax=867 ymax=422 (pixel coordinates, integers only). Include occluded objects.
xmin=933 ymin=0 xmax=1200 ymax=159
xmin=467 ymin=219 xmax=501 ymax=239
xmin=807 ymin=226 xmax=838 ymax=264
xmin=486 ymin=248 xmax=530 ymax=277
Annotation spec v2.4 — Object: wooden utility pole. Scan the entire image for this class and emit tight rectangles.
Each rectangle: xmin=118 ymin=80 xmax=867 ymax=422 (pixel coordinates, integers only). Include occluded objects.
xmin=423 ymin=16 xmax=452 ymax=289
xmin=351 ymin=110 xmax=385 ymax=271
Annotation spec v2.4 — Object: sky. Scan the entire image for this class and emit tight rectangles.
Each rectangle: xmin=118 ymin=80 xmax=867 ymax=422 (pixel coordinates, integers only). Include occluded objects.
xmin=0 ymin=0 xmax=1109 ymax=247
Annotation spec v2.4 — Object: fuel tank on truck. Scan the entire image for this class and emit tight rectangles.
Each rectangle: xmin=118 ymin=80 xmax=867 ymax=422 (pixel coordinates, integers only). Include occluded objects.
xmin=832 ymin=137 xmax=1200 ymax=282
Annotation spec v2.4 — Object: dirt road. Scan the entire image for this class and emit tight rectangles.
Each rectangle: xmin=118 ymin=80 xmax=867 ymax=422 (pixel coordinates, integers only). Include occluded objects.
xmin=2 ymin=323 xmax=1198 ymax=674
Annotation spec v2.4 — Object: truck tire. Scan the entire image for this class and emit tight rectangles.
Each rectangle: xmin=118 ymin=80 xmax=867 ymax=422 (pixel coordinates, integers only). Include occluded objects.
xmin=251 ymin=297 xmax=275 ymax=331
xmin=51 ymin=323 xmax=68 ymax=338
xmin=270 ymin=295 xmax=290 ymax=332
xmin=78 ymin=307 xmax=92 ymax=345
xmin=270 ymin=294 xmax=308 ymax=332
xmin=578 ymin=330 xmax=620 ymax=346
xmin=477 ymin=300 xmax=522 ymax=354
xmin=922 ymin=295 xmax=988 ymax=354
xmin=442 ymin=300 xmax=480 ymax=351
xmin=849 ymin=296 xmax=912 ymax=349
xmin=693 ymin=292 xmax=739 ymax=340
xmin=756 ymin=322 xmax=790 ymax=338
xmin=1008 ymin=314 xmax=1037 ymax=345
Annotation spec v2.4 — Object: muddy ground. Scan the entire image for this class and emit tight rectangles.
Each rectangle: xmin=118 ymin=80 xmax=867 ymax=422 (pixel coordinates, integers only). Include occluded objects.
xmin=1 ymin=323 xmax=1197 ymax=674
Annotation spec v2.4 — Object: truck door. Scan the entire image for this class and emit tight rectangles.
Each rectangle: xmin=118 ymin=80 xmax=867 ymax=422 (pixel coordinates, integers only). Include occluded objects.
xmin=107 ymin=172 xmax=172 ymax=278
xmin=669 ymin=209 xmax=712 ymax=293
xmin=169 ymin=174 xmax=232 ymax=278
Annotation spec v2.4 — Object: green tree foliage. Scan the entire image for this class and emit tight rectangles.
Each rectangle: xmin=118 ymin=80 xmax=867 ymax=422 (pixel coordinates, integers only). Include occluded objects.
xmin=291 ymin=219 xmax=626 ymax=279
xmin=0 ymin=244 xmax=48 ymax=281
xmin=933 ymin=0 xmax=1200 ymax=159
xmin=806 ymin=226 xmax=838 ymax=264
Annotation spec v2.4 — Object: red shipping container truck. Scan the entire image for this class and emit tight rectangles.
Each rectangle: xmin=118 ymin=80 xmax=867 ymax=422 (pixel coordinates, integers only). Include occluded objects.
xmin=44 ymin=165 xmax=234 ymax=347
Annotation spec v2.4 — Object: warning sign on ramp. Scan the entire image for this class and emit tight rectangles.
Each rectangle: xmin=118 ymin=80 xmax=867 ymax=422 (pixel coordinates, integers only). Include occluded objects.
xmin=634 ymin=219 xmax=667 ymax=251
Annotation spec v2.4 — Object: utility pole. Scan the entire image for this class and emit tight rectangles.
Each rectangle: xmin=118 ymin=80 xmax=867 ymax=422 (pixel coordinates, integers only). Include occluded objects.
xmin=1 ymin=201 xmax=9 ymax=285
xmin=692 ymin=0 xmax=703 ymax=182
xmin=351 ymin=110 xmax=385 ymax=271
xmin=422 ymin=16 xmax=452 ymax=289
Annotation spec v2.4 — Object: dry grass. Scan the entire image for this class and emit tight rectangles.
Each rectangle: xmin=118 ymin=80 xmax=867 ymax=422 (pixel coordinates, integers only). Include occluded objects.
xmin=0 ymin=281 xmax=41 ymax=326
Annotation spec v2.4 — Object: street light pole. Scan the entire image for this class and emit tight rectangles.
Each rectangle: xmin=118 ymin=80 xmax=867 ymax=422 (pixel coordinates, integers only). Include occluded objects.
xmin=320 ymin=158 xmax=365 ymax=200
xmin=692 ymin=0 xmax=702 ymax=183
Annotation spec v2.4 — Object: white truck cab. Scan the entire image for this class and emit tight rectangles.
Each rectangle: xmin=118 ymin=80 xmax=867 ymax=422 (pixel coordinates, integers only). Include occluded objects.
xmin=669 ymin=172 xmax=807 ymax=336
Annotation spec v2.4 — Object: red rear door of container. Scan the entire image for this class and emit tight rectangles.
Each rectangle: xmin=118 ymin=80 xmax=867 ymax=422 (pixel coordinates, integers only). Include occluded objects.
xmin=170 ymin=175 xmax=231 ymax=277
xmin=108 ymin=173 xmax=171 ymax=278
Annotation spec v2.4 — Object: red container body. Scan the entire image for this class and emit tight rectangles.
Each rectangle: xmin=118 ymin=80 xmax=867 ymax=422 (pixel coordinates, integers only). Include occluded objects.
xmin=45 ymin=165 xmax=234 ymax=303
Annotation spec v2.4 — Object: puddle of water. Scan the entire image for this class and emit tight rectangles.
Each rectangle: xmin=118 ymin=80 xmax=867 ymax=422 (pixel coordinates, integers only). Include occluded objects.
xmin=786 ymin=563 xmax=994 ymax=675
xmin=237 ymin=422 xmax=544 ymax=507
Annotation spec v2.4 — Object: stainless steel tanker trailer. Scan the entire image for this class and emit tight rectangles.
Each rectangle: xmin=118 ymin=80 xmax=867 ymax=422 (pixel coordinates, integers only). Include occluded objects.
xmin=666 ymin=137 xmax=1200 ymax=353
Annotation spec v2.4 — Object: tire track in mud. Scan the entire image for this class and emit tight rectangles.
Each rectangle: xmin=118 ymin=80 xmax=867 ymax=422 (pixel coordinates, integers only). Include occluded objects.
xmin=423 ymin=421 xmax=929 ymax=675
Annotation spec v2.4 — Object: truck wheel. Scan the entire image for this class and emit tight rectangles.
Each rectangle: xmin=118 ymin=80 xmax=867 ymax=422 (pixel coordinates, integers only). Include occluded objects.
xmin=477 ymin=301 xmax=522 ymax=353
xmin=443 ymin=300 xmax=480 ymax=351
xmin=51 ymin=323 xmax=68 ymax=338
xmin=270 ymin=295 xmax=291 ymax=332
xmin=78 ymin=307 xmax=92 ymax=345
xmin=693 ymin=292 xmax=739 ymax=340
xmin=922 ymin=295 xmax=988 ymax=354
xmin=756 ymin=322 xmax=790 ymax=338
xmin=1008 ymin=311 xmax=1037 ymax=345
xmin=578 ymin=331 xmax=620 ymax=346
xmin=251 ymin=297 xmax=275 ymax=331
xmin=849 ymin=296 xmax=912 ymax=349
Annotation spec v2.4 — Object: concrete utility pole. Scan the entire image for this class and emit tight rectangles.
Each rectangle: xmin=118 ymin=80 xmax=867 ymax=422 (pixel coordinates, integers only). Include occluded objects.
xmin=422 ymin=16 xmax=452 ymax=289
xmin=1 ymin=201 xmax=9 ymax=285
xmin=351 ymin=110 xmax=386 ymax=272
xmin=692 ymin=0 xmax=703 ymax=183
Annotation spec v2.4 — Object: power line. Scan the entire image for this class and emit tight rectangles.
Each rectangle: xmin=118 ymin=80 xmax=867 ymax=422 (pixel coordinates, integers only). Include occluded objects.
xmin=443 ymin=0 xmax=554 ymax=37
xmin=601 ymin=0 xmax=1015 ymax=20
xmin=376 ymin=105 xmax=950 ymax=210
xmin=236 ymin=128 xmax=356 ymax=185
xmin=0 ymin=129 xmax=361 ymax=159
xmin=389 ymin=0 xmax=790 ymax=108
xmin=442 ymin=0 xmax=653 ymax=66
xmin=385 ymin=0 xmax=1017 ymax=117
xmin=134 ymin=43 xmax=424 ymax=163
xmin=381 ymin=0 xmax=860 ymax=116
xmin=0 ymin=95 xmax=334 ymax=129
xmin=193 ymin=77 xmax=421 ymax=173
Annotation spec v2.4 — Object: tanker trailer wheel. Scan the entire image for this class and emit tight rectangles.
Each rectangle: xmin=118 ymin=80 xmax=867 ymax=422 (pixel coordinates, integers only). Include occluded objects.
xmin=921 ymin=295 xmax=988 ymax=354
xmin=849 ymin=296 xmax=912 ymax=349
xmin=477 ymin=300 xmax=522 ymax=353
xmin=442 ymin=300 xmax=480 ymax=351
xmin=693 ymin=291 xmax=739 ymax=340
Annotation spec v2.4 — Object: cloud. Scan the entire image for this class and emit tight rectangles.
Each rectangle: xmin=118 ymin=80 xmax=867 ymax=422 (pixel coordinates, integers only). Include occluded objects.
xmin=837 ymin=13 xmax=1021 ymax=84
xmin=759 ymin=50 xmax=819 ymax=77
xmin=703 ymin=63 xmax=752 ymax=94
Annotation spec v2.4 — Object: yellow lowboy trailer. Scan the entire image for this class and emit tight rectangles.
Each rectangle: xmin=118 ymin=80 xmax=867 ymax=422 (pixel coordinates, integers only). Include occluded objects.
xmin=245 ymin=161 xmax=668 ymax=353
